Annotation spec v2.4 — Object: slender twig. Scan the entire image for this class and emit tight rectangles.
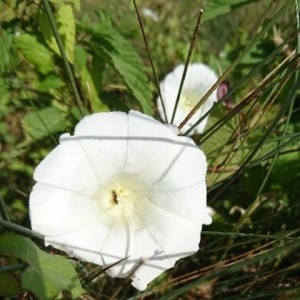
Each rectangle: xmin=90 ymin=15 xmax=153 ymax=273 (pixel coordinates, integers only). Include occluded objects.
xmin=171 ymin=8 xmax=204 ymax=124
xmin=82 ymin=256 xmax=128 ymax=286
xmin=0 ymin=197 xmax=10 ymax=221
xmin=201 ymin=230 xmax=300 ymax=241
xmin=132 ymin=0 xmax=167 ymax=120
xmin=109 ymin=258 xmax=145 ymax=300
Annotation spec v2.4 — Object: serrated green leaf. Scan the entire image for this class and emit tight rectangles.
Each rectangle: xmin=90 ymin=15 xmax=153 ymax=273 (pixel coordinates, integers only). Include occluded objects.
xmin=203 ymin=0 xmax=261 ymax=21
xmin=0 ymin=233 xmax=84 ymax=300
xmin=15 ymin=33 xmax=54 ymax=74
xmin=36 ymin=74 xmax=65 ymax=92
xmin=57 ymin=4 xmax=75 ymax=63
xmin=38 ymin=4 xmax=75 ymax=63
xmin=82 ymin=12 xmax=153 ymax=115
xmin=21 ymin=107 xmax=67 ymax=141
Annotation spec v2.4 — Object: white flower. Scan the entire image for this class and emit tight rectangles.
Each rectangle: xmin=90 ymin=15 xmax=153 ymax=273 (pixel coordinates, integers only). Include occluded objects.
xmin=29 ymin=111 xmax=211 ymax=291
xmin=157 ymin=63 xmax=218 ymax=135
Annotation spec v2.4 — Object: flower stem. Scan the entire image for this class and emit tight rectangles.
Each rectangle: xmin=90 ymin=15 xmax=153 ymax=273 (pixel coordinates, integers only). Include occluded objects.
xmin=0 ymin=219 xmax=44 ymax=240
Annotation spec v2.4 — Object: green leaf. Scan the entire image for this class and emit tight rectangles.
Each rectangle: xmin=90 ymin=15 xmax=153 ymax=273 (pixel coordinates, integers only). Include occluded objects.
xmin=270 ymin=144 xmax=300 ymax=188
xmin=14 ymin=33 xmax=54 ymax=74
xmin=36 ymin=74 xmax=65 ymax=92
xmin=203 ymin=0 xmax=261 ymax=21
xmin=38 ymin=4 xmax=76 ymax=63
xmin=49 ymin=0 xmax=81 ymax=11
xmin=0 ymin=78 xmax=9 ymax=100
xmin=0 ymin=274 xmax=21 ymax=296
xmin=21 ymin=107 xmax=67 ymax=141
xmin=57 ymin=4 xmax=76 ymax=63
xmin=0 ymin=31 xmax=18 ymax=73
xmin=75 ymin=45 xmax=108 ymax=112
xmin=0 ymin=233 xmax=84 ymax=300
xmin=0 ymin=0 xmax=22 ymax=23
xmin=202 ymin=105 xmax=249 ymax=185
xmin=81 ymin=12 xmax=154 ymax=115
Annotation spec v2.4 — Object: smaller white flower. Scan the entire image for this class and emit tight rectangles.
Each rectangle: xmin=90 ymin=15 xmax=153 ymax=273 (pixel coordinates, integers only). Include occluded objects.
xmin=157 ymin=63 xmax=218 ymax=135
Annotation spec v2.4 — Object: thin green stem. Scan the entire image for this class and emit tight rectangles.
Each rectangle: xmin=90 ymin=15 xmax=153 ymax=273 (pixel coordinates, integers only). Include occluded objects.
xmin=0 ymin=219 xmax=44 ymax=240
xmin=0 ymin=197 xmax=10 ymax=221
xmin=42 ymin=0 xmax=85 ymax=118
xmin=201 ymin=230 xmax=300 ymax=241
xmin=0 ymin=263 xmax=27 ymax=273
xmin=132 ymin=0 xmax=167 ymax=121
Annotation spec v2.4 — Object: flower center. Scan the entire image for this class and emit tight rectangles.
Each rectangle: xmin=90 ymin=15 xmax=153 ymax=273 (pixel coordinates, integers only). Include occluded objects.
xmin=94 ymin=174 xmax=149 ymax=227
xmin=111 ymin=189 xmax=126 ymax=205
xmin=179 ymin=90 xmax=204 ymax=111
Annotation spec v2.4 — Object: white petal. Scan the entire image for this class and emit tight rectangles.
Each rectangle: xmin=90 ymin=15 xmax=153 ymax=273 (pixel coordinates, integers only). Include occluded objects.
xmin=184 ymin=63 xmax=217 ymax=91
xmin=45 ymin=223 xmax=111 ymax=264
xmin=30 ymin=183 xmax=101 ymax=236
xmin=137 ymin=138 xmax=206 ymax=189
xmin=126 ymin=111 xmax=206 ymax=188
xmin=74 ymin=112 xmax=128 ymax=137
xmin=70 ymin=112 xmax=130 ymax=185
xmin=97 ymin=220 xmax=136 ymax=277
xmin=153 ymin=140 xmax=206 ymax=188
xmin=34 ymin=134 xmax=99 ymax=196
xmin=122 ymin=111 xmax=209 ymax=221
xmin=150 ymin=181 xmax=208 ymax=225
xmin=129 ymin=198 xmax=202 ymax=290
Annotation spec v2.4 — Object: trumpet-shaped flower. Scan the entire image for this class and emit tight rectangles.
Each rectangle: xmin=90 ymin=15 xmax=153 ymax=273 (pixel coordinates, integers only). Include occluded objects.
xmin=157 ymin=63 xmax=218 ymax=135
xmin=29 ymin=111 xmax=211 ymax=291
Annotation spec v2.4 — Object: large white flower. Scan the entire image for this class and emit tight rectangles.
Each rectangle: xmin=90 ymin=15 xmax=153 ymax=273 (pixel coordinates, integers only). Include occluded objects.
xmin=29 ymin=110 xmax=211 ymax=291
xmin=157 ymin=63 xmax=218 ymax=135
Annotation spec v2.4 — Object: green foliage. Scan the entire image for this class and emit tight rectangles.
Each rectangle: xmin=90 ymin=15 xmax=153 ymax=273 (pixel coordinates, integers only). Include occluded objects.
xmin=270 ymin=142 xmax=300 ymax=189
xmin=49 ymin=0 xmax=81 ymax=11
xmin=0 ymin=233 xmax=84 ymax=299
xmin=38 ymin=4 xmax=76 ymax=64
xmin=21 ymin=107 xmax=67 ymax=141
xmin=15 ymin=34 xmax=55 ymax=75
xmin=0 ymin=30 xmax=18 ymax=73
xmin=0 ymin=264 xmax=22 ymax=296
xmin=74 ymin=45 xmax=108 ymax=112
xmin=202 ymin=0 xmax=262 ymax=21
xmin=80 ymin=11 xmax=154 ymax=114
xmin=0 ymin=0 xmax=26 ymax=23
